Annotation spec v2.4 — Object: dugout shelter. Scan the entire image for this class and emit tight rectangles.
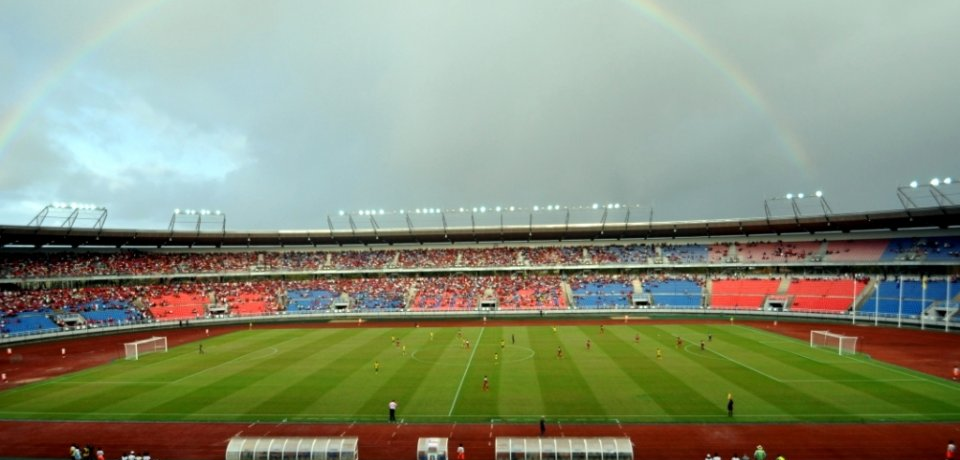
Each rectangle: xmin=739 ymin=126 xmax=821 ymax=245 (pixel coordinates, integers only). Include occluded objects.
xmin=225 ymin=437 xmax=358 ymax=460
xmin=417 ymin=437 xmax=448 ymax=460
xmin=495 ymin=437 xmax=633 ymax=460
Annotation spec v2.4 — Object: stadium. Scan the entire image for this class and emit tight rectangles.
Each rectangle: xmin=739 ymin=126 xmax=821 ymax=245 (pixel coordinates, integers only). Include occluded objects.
xmin=1 ymin=201 xmax=959 ymax=460
xmin=4 ymin=2 xmax=960 ymax=459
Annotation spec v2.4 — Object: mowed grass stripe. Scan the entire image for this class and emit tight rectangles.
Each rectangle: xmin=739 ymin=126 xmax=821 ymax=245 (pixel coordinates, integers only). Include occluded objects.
xmin=493 ymin=327 xmax=544 ymax=419
xmin=454 ymin=327 xmax=506 ymax=420
xmin=1 ymin=325 xmax=959 ymax=423
xmin=661 ymin=325 xmax=851 ymax=421
xmin=120 ymin=329 xmax=350 ymax=421
xmin=730 ymin=328 xmax=960 ymax=419
xmin=593 ymin=326 xmax=674 ymax=418
xmin=525 ymin=326 xmax=604 ymax=419
xmin=406 ymin=327 xmax=481 ymax=420
xmin=346 ymin=327 xmax=458 ymax=420
xmin=630 ymin=326 xmax=743 ymax=419
xmin=711 ymin=326 xmax=935 ymax=420
xmin=566 ymin=326 xmax=669 ymax=419
xmin=241 ymin=328 xmax=397 ymax=421
xmin=180 ymin=328 xmax=374 ymax=420
xmin=2 ymin=329 xmax=299 ymax=419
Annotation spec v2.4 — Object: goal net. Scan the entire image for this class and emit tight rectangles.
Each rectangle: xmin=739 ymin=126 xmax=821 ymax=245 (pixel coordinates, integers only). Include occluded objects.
xmin=124 ymin=336 xmax=168 ymax=360
xmin=810 ymin=330 xmax=858 ymax=355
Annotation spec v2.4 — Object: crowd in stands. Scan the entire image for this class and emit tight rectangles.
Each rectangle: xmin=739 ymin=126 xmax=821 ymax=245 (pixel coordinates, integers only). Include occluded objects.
xmin=734 ymin=241 xmax=820 ymax=263
xmin=408 ymin=275 xmax=565 ymax=310
xmin=2 ymin=238 xmax=956 ymax=281
xmin=457 ymin=247 xmax=521 ymax=267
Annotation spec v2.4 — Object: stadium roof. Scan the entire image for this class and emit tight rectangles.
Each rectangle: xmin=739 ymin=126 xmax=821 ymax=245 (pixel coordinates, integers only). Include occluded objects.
xmin=1 ymin=205 xmax=958 ymax=249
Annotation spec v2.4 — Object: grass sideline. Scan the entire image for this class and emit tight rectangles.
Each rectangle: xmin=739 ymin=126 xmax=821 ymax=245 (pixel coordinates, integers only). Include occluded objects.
xmin=0 ymin=324 xmax=958 ymax=424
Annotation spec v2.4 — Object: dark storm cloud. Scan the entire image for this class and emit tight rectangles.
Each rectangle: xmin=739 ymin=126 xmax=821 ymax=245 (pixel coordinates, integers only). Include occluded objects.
xmin=0 ymin=0 xmax=958 ymax=230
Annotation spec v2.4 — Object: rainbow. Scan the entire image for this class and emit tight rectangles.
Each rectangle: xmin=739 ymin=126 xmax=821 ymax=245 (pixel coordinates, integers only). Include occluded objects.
xmin=1 ymin=0 xmax=812 ymax=177
xmin=621 ymin=0 xmax=813 ymax=174
xmin=0 ymin=0 xmax=163 ymax=156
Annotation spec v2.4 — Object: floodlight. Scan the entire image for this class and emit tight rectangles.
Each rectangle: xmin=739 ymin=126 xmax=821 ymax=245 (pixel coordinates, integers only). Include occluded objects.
xmin=533 ymin=205 xmax=539 ymax=211
xmin=480 ymin=206 xmax=486 ymax=213
xmin=472 ymin=207 xmax=478 ymax=213
xmin=214 ymin=210 xmax=221 ymax=215
xmin=459 ymin=207 xmax=465 ymax=212
xmin=930 ymin=178 xmax=940 ymax=187
xmin=945 ymin=177 xmax=953 ymax=185
xmin=495 ymin=206 xmax=502 ymax=212
xmin=614 ymin=203 xmax=621 ymax=209
xmin=815 ymin=190 xmax=822 ymax=198
xmin=785 ymin=193 xmax=794 ymax=200
xmin=546 ymin=205 xmax=553 ymax=211
xmin=592 ymin=203 xmax=599 ymax=210
xmin=555 ymin=205 xmax=560 ymax=210
xmin=379 ymin=209 xmax=385 ymax=215
xmin=909 ymin=180 xmax=918 ymax=188
xmin=174 ymin=208 xmax=181 ymax=214
xmin=338 ymin=210 xmax=345 ymax=216
xmin=798 ymin=193 xmax=805 ymax=199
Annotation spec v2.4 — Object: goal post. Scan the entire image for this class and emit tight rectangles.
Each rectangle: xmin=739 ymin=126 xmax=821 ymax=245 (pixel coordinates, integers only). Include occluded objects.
xmin=810 ymin=330 xmax=858 ymax=355
xmin=124 ymin=336 xmax=168 ymax=360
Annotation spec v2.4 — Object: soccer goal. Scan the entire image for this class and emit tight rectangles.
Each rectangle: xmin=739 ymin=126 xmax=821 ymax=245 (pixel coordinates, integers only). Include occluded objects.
xmin=124 ymin=336 xmax=168 ymax=360
xmin=810 ymin=330 xmax=858 ymax=355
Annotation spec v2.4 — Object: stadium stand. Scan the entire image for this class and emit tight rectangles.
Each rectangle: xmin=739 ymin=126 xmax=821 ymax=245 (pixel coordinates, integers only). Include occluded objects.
xmin=710 ymin=279 xmax=781 ymax=310
xmin=787 ymin=278 xmax=868 ymax=314
xmin=570 ymin=274 xmax=632 ymax=309
xmin=642 ymin=277 xmax=703 ymax=308
xmin=823 ymin=240 xmax=889 ymax=262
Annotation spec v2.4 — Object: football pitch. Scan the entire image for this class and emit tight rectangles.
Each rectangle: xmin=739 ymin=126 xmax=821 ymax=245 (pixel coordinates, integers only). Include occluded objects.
xmin=2 ymin=324 xmax=959 ymax=424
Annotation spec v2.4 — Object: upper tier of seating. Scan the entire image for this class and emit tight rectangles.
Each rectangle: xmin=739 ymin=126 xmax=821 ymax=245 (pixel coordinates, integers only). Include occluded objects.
xmin=4 ymin=237 xmax=954 ymax=281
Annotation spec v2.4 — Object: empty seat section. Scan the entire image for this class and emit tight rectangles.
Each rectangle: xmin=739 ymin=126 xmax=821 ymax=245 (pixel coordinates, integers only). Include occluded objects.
xmin=1 ymin=311 xmax=60 ymax=335
xmin=823 ymin=240 xmax=889 ymax=262
xmin=570 ymin=279 xmax=632 ymax=309
xmin=788 ymin=279 xmax=867 ymax=314
xmin=710 ymin=279 xmax=780 ymax=309
xmin=865 ymin=280 xmax=960 ymax=317
xmin=916 ymin=237 xmax=960 ymax=261
xmin=660 ymin=245 xmax=709 ymax=264
xmin=644 ymin=279 xmax=703 ymax=308
xmin=881 ymin=238 xmax=921 ymax=261
xmin=287 ymin=289 xmax=338 ymax=312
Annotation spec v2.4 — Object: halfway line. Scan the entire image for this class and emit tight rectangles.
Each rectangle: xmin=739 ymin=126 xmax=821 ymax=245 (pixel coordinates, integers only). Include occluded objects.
xmin=448 ymin=327 xmax=485 ymax=416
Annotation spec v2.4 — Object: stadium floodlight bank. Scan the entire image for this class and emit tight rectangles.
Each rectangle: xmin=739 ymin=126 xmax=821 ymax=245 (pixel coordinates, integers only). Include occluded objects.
xmin=810 ymin=330 xmax=858 ymax=355
xmin=124 ymin=336 xmax=168 ymax=360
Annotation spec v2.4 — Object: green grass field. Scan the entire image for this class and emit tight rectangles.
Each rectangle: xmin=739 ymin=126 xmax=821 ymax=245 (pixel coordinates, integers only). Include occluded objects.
xmin=2 ymin=324 xmax=959 ymax=424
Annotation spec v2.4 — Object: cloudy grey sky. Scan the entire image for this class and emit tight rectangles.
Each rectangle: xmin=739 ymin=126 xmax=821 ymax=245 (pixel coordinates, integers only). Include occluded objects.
xmin=1 ymin=0 xmax=958 ymax=231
